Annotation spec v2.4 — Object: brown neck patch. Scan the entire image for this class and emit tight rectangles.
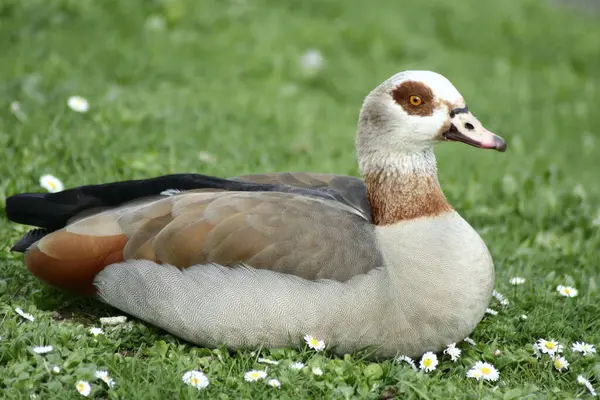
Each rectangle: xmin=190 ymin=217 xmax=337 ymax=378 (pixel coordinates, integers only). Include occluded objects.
xmin=365 ymin=171 xmax=453 ymax=225
xmin=391 ymin=81 xmax=435 ymax=116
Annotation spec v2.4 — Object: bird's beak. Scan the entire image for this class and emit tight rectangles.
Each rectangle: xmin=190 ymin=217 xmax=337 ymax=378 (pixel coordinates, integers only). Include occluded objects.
xmin=442 ymin=107 xmax=507 ymax=152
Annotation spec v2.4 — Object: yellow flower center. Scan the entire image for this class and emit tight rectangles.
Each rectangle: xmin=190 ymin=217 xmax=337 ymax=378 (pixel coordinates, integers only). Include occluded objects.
xmin=77 ymin=383 xmax=85 ymax=391
xmin=191 ymin=377 xmax=199 ymax=385
xmin=310 ymin=339 xmax=318 ymax=346
xmin=423 ymin=359 xmax=432 ymax=367
xmin=545 ymin=342 xmax=555 ymax=350
xmin=48 ymin=181 xmax=56 ymax=189
xmin=564 ymin=288 xmax=571 ymax=294
xmin=481 ymin=367 xmax=491 ymax=375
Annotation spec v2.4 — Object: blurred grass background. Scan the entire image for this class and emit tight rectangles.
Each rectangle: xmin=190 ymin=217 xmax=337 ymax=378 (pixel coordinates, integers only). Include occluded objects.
xmin=1 ymin=0 xmax=599 ymax=398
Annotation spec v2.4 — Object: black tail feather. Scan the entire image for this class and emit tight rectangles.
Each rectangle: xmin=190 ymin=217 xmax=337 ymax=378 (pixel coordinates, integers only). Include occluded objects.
xmin=11 ymin=228 xmax=49 ymax=253
xmin=4 ymin=173 xmax=289 ymax=233
xmin=5 ymin=172 xmax=345 ymax=236
xmin=5 ymin=174 xmax=242 ymax=232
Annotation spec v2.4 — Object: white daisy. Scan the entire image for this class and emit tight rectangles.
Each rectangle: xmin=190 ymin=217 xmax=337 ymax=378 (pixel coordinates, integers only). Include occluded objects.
xmin=99 ymin=316 xmax=127 ymax=325
xmin=396 ymin=355 xmax=418 ymax=371
xmin=492 ymin=290 xmax=509 ymax=306
xmin=267 ymin=378 xmax=281 ymax=388
xmin=572 ymin=341 xmax=596 ymax=356
xmin=15 ymin=307 xmax=35 ymax=321
xmin=485 ymin=308 xmax=498 ymax=316
xmin=312 ymin=367 xmax=323 ymax=376
xmin=244 ymin=369 xmax=267 ymax=382
xmin=509 ymin=277 xmax=526 ymax=285
xmin=32 ymin=345 xmax=53 ymax=354
xmin=89 ymin=327 xmax=104 ymax=336
xmin=40 ymin=174 xmax=64 ymax=193
xmin=257 ymin=357 xmax=279 ymax=365
xmin=94 ymin=370 xmax=116 ymax=388
xmin=466 ymin=361 xmax=499 ymax=381
xmin=10 ymin=101 xmax=27 ymax=121
xmin=535 ymin=339 xmax=563 ymax=356
xmin=75 ymin=381 xmax=91 ymax=397
xmin=552 ymin=356 xmax=569 ymax=372
xmin=577 ymin=375 xmax=597 ymax=397
xmin=521 ymin=315 xmax=528 ymax=320
xmin=304 ymin=335 xmax=325 ymax=351
xmin=67 ymin=96 xmax=89 ymax=113
xmin=52 ymin=366 xmax=61 ymax=373
xmin=443 ymin=343 xmax=461 ymax=362
xmin=197 ymin=151 xmax=217 ymax=164
xmin=289 ymin=362 xmax=305 ymax=370
xmin=182 ymin=370 xmax=209 ymax=389
xmin=299 ymin=49 xmax=324 ymax=72
xmin=556 ymin=285 xmax=578 ymax=297
xmin=493 ymin=349 xmax=502 ymax=356
xmin=464 ymin=337 xmax=476 ymax=346
xmin=419 ymin=352 xmax=438 ymax=372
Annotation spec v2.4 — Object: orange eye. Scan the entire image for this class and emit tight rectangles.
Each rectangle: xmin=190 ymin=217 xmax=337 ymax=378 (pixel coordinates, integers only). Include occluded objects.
xmin=409 ymin=95 xmax=423 ymax=106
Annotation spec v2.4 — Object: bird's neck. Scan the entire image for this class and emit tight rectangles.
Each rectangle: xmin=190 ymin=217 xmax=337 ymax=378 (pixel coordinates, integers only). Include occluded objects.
xmin=360 ymin=149 xmax=453 ymax=225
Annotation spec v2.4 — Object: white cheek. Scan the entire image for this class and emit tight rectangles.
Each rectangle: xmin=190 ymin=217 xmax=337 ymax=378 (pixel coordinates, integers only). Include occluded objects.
xmin=402 ymin=108 xmax=447 ymax=141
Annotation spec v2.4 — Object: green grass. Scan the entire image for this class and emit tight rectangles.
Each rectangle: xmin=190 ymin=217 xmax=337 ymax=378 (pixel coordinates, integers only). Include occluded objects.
xmin=1 ymin=0 xmax=599 ymax=398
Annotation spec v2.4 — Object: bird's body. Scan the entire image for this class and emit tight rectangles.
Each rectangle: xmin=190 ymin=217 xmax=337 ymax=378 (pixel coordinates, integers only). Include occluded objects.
xmin=6 ymin=70 xmax=506 ymax=358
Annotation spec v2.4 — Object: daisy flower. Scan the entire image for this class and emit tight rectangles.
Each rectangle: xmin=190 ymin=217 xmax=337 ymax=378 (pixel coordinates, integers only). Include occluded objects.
xmin=312 ymin=367 xmax=323 ymax=376
xmin=40 ymin=174 xmax=64 ymax=193
xmin=89 ymin=327 xmax=104 ymax=336
xmin=577 ymin=375 xmax=597 ymax=397
xmin=552 ymin=356 xmax=569 ymax=372
xmin=198 ymin=151 xmax=217 ymax=164
xmin=535 ymin=339 xmax=563 ymax=356
xmin=419 ymin=352 xmax=438 ymax=372
xmin=493 ymin=349 xmax=502 ymax=356
xmin=443 ymin=343 xmax=461 ymax=362
xmin=99 ymin=316 xmax=127 ymax=325
xmin=557 ymin=285 xmax=578 ymax=297
xmin=485 ymin=308 xmax=498 ymax=316
xmin=182 ymin=370 xmax=209 ymax=389
xmin=75 ymin=381 xmax=91 ymax=397
xmin=267 ymin=378 xmax=281 ymax=388
xmin=32 ymin=345 xmax=53 ymax=354
xmin=396 ymin=355 xmax=417 ymax=371
xmin=304 ymin=335 xmax=325 ymax=351
xmin=521 ymin=315 xmax=528 ymax=320
xmin=289 ymin=362 xmax=305 ymax=370
xmin=257 ymin=357 xmax=279 ymax=365
xmin=492 ymin=290 xmax=509 ymax=306
xmin=509 ymin=277 xmax=526 ymax=285
xmin=299 ymin=49 xmax=324 ymax=72
xmin=466 ymin=361 xmax=499 ymax=381
xmin=572 ymin=341 xmax=596 ymax=356
xmin=244 ymin=369 xmax=267 ymax=382
xmin=67 ymin=96 xmax=89 ymax=113
xmin=10 ymin=101 xmax=27 ymax=121
xmin=464 ymin=337 xmax=476 ymax=346
xmin=52 ymin=366 xmax=61 ymax=373
xmin=15 ymin=307 xmax=35 ymax=321
xmin=94 ymin=370 xmax=116 ymax=388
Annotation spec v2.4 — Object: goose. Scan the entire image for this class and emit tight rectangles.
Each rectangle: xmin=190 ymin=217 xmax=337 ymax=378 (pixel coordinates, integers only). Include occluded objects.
xmin=6 ymin=70 xmax=506 ymax=359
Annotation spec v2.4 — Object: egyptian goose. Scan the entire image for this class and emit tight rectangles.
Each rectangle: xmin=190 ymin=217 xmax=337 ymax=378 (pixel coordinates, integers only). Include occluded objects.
xmin=6 ymin=71 xmax=506 ymax=358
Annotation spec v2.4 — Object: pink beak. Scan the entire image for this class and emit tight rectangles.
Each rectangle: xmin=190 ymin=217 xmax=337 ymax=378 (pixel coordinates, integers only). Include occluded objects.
xmin=443 ymin=108 xmax=506 ymax=152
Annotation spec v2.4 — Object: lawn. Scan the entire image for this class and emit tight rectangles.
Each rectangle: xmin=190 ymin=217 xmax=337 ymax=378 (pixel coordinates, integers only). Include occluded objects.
xmin=1 ymin=0 xmax=599 ymax=398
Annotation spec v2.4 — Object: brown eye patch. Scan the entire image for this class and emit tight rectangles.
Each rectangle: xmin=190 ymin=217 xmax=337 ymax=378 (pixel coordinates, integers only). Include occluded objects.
xmin=391 ymin=81 xmax=435 ymax=116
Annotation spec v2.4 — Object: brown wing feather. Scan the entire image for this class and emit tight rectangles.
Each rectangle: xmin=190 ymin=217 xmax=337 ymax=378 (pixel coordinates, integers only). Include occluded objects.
xmin=24 ymin=189 xmax=381 ymax=294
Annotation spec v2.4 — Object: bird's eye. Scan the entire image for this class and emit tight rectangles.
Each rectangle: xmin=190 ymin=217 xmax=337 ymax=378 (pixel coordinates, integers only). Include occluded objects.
xmin=409 ymin=95 xmax=423 ymax=106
